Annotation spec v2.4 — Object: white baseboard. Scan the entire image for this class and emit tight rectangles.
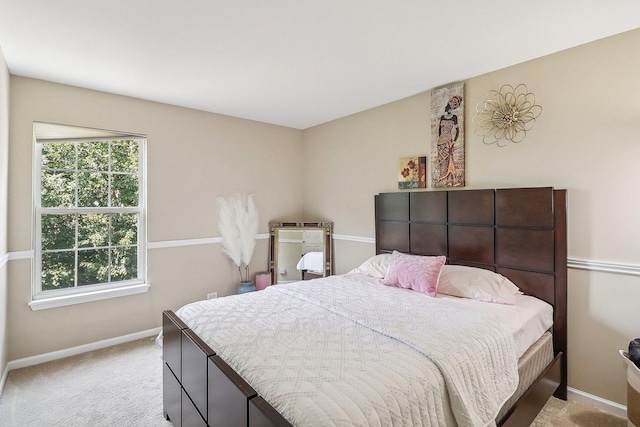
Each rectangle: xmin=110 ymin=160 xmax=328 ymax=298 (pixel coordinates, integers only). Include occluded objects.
xmin=5 ymin=327 xmax=161 ymax=372
xmin=0 ymin=364 xmax=8 ymax=398
xmin=568 ymin=386 xmax=627 ymax=419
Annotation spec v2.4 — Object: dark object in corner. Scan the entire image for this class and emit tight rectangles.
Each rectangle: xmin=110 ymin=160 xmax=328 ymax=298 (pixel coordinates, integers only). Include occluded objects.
xmin=629 ymin=339 xmax=640 ymax=369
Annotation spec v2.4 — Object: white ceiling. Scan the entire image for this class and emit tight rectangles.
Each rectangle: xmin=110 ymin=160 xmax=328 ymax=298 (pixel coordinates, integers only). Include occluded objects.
xmin=0 ymin=1 xmax=639 ymax=129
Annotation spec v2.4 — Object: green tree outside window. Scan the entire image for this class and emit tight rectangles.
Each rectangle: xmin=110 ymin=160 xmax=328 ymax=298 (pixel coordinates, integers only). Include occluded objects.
xmin=39 ymin=139 xmax=141 ymax=291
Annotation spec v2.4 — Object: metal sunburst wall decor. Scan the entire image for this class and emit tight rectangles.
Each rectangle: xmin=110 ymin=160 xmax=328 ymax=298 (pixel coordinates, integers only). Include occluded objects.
xmin=473 ymin=84 xmax=541 ymax=147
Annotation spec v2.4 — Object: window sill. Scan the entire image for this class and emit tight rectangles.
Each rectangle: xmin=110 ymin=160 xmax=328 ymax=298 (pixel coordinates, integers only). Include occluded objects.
xmin=28 ymin=283 xmax=151 ymax=311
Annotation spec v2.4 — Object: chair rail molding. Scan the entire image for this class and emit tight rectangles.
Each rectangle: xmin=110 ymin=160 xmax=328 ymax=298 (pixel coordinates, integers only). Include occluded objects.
xmin=333 ymin=234 xmax=640 ymax=277
xmin=6 ymin=241 xmax=639 ymax=277
xmin=566 ymin=258 xmax=640 ymax=277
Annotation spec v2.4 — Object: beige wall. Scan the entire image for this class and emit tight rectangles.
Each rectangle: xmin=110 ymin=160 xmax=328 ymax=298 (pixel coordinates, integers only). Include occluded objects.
xmin=7 ymin=77 xmax=303 ymax=360
xmin=303 ymin=28 xmax=640 ymax=404
xmin=4 ymin=26 xmax=639 ymax=407
xmin=0 ymin=44 xmax=9 ymax=380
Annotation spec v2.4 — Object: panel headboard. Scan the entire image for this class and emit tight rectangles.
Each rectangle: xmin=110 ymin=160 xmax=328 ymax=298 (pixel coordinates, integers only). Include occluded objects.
xmin=375 ymin=187 xmax=567 ymax=397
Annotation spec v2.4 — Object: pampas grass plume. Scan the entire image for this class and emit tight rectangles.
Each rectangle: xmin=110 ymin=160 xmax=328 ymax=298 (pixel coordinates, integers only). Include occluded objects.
xmin=216 ymin=193 xmax=259 ymax=281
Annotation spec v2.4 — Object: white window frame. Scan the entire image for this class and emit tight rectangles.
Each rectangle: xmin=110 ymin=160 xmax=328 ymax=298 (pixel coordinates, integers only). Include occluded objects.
xmin=30 ymin=123 xmax=148 ymax=310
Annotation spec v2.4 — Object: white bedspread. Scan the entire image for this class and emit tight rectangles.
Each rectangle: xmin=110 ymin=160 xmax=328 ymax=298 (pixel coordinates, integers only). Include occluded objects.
xmin=176 ymin=275 xmax=519 ymax=427
xmin=342 ymin=274 xmax=552 ymax=359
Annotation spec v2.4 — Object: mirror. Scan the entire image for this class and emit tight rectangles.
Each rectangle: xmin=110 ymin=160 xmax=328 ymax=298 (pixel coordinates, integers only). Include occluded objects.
xmin=269 ymin=221 xmax=332 ymax=284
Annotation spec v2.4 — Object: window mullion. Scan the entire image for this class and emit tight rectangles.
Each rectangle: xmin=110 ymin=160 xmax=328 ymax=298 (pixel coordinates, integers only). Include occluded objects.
xmin=74 ymin=141 xmax=79 ymax=209
xmin=138 ymin=139 xmax=146 ymax=283
xmin=108 ymin=214 xmax=112 ymax=283
xmin=74 ymin=215 xmax=79 ymax=289
xmin=74 ymin=141 xmax=79 ymax=289
xmin=41 ymin=206 xmax=140 ymax=214
xmin=34 ymin=143 xmax=43 ymax=296
xmin=108 ymin=140 xmax=112 ymax=208
xmin=107 ymin=140 xmax=112 ymax=284
xmin=35 ymin=208 xmax=43 ymax=296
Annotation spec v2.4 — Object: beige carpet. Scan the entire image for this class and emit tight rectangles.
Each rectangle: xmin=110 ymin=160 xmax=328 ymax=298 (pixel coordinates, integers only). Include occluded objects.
xmin=0 ymin=337 xmax=172 ymax=427
xmin=532 ymin=396 xmax=627 ymax=427
xmin=0 ymin=337 xmax=629 ymax=426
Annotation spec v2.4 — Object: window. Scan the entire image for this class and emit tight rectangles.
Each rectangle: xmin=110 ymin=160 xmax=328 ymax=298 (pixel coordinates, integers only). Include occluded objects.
xmin=31 ymin=122 xmax=147 ymax=309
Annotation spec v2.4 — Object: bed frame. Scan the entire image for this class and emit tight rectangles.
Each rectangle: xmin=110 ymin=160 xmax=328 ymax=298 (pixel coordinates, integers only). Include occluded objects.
xmin=375 ymin=187 xmax=567 ymax=426
xmin=162 ymin=187 xmax=567 ymax=427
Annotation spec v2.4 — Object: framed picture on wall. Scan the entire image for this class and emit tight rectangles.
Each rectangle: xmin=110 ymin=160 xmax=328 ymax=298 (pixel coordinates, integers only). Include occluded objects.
xmin=398 ymin=156 xmax=426 ymax=189
xmin=431 ymin=82 xmax=465 ymax=187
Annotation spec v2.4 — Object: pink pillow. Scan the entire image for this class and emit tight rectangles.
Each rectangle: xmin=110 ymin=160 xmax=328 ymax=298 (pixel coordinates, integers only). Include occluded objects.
xmin=383 ymin=251 xmax=446 ymax=297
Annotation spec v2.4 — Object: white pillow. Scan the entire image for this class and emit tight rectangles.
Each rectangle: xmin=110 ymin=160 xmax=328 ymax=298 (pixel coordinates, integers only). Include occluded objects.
xmin=346 ymin=253 xmax=391 ymax=278
xmin=437 ymin=265 xmax=522 ymax=305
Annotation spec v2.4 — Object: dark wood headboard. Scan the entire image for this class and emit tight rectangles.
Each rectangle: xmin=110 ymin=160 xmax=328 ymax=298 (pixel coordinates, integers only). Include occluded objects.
xmin=375 ymin=187 xmax=567 ymax=398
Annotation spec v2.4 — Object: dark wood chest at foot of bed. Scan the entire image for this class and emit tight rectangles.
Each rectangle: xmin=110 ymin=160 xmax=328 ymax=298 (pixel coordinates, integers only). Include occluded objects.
xmin=162 ymin=310 xmax=289 ymax=427
xmin=162 ymin=311 xmax=563 ymax=427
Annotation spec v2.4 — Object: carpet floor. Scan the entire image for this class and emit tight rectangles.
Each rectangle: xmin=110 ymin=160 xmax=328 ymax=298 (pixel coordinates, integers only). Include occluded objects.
xmin=0 ymin=337 xmax=628 ymax=426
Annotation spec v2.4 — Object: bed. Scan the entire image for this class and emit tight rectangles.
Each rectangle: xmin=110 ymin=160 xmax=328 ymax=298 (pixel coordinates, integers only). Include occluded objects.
xmin=162 ymin=187 xmax=567 ymax=427
xmin=296 ymin=251 xmax=324 ymax=280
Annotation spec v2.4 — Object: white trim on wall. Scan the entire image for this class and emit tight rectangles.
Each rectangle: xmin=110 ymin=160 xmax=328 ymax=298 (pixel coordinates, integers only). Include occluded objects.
xmin=0 ymin=364 xmax=8 ymax=397
xmin=148 ymin=237 xmax=221 ymax=249
xmin=147 ymin=233 xmax=269 ymax=250
xmin=567 ymin=258 xmax=640 ymax=277
xmin=333 ymin=234 xmax=640 ymax=277
xmin=6 ymin=327 xmax=161 ymax=371
xmin=6 ymin=235 xmax=640 ymax=277
xmin=332 ymin=234 xmax=375 ymax=244
xmin=8 ymin=250 xmax=33 ymax=261
xmin=28 ymin=283 xmax=151 ymax=311
xmin=567 ymin=386 xmax=627 ymax=419
xmin=1 ymin=327 xmax=161 ymax=400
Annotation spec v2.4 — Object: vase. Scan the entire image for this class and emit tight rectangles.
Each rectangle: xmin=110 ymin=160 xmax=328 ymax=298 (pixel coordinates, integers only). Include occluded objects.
xmin=237 ymin=280 xmax=256 ymax=294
